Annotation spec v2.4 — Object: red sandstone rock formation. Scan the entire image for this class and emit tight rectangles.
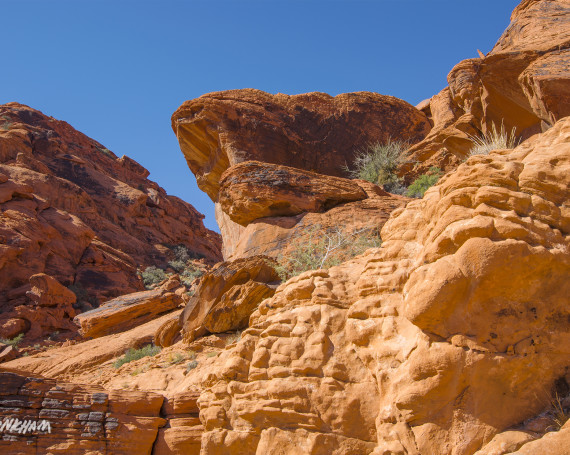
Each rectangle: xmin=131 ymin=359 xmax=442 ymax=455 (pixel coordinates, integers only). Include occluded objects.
xmin=0 ymin=103 xmax=222 ymax=341
xmin=74 ymin=276 xmax=185 ymax=339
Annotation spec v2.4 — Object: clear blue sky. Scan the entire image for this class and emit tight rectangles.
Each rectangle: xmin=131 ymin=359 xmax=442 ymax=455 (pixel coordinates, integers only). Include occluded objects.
xmin=2 ymin=0 xmax=520 ymax=232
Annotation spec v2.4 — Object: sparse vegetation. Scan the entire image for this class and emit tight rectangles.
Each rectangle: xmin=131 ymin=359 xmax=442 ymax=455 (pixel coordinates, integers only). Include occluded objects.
xmin=141 ymin=266 xmax=167 ymax=289
xmin=206 ymin=351 xmax=219 ymax=358
xmin=113 ymin=344 xmax=161 ymax=369
xmin=406 ymin=167 xmax=443 ymax=198
xmin=549 ymin=390 xmax=569 ymax=431
xmin=0 ymin=116 xmax=12 ymax=131
xmin=225 ymin=331 xmax=243 ymax=346
xmin=275 ymin=224 xmax=382 ymax=281
xmin=344 ymin=140 xmax=408 ymax=194
xmin=168 ymin=352 xmax=186 ymax=365
xmin=0 ymin=333 xmax=24 ymax=347
xmin=141 ymin=245 xmax=204 ymax=289
xmin=468 ymin=121 xmax=520 ymax=156
xmin=186 ymin=360 xmax=198 ymax=373
xmin=98 ymin=147 xmax=113 ymax=156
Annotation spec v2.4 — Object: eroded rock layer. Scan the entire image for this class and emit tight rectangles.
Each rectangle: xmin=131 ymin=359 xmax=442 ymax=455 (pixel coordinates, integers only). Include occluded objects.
xmin=196 ymin=118 xmax=570 ymax=455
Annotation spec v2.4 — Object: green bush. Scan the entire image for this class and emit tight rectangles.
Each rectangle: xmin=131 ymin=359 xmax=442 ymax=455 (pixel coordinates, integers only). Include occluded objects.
xmin=180 ymin=265 xmax=203 ymax=287
xmin=167 ymin=260 xmax=186 ymax=273
xmin=406 ymin=167 xmax=443 ymax=198
xmin=141 ymin=266 xmax=167 ymax=289
xmin=275 ymin=224 xmax=382 ymax=281
xmin=0 ymin=333 xmax=24 ymax=347
xmin=113 ymin=344 xmax=161 ymax=369
xmin=344 ymin=140 xmax=407 ymax=194
xmin=468 ymin=122 xmax=519 ymax=156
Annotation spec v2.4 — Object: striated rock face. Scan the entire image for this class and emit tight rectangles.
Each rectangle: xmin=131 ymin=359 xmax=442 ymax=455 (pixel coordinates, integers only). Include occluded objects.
xmin=219 ymin=161 xmax=367 ymax=226
xmin=172 ymin=89 xmax=432 ymax=201
xmin=0 ymin=103 xmax=221 ymax=339
xmin=196 ymin=118 xmax=570 ymax=455
xmin=0 ymin=371 xmax=165 ymax=455
xmin=406 ymin=0 xmax=570 ymax=180
xmin=74 ymin=276 xmax=184 ymax=339
xmin=153 ymin=391 xmax=202 ymax=455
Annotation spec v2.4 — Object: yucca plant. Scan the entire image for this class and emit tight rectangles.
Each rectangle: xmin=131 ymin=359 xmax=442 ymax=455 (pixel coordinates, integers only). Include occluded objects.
xmin=468 ymin=121 xmax=520 ymax=156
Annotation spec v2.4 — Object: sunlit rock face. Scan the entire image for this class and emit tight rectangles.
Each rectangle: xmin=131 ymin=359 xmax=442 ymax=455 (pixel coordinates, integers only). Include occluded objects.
xmin=197 ymin=118 xmax=570 ymax=455
xmin=406 ymin=0 xmax=570 ymax=181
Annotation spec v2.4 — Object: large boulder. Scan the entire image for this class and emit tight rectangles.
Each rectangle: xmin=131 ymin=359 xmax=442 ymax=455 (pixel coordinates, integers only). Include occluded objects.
xmin=172 ymin=89 xmax=431 ymax=201
xmin=0 ymin=273 xmax=78 ymax=341
xmin=219 ymin=160 xmax=367 ymax=226
xmin=196 ymin=117 xmax=570 ymax=455
xmin=179 ymin=256 xmax=281 ymax=343
xmin=74 ymin=276 xmax=184 ymax=339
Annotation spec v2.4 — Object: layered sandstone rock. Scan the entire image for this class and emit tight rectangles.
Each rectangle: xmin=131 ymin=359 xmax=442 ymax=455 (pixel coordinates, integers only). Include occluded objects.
xmin=0 ymin=103 xmax=222 ymax=340
xmin=74 ymin=276 xmax=185 ymax=339
xmin=153 ymin=391 xmax=202 ymax=455
xmin=219 ymin=161 xmax=367 ymax=226
xmin=173 ymin=90 xmax=429 ymax=260
xmin=0 ymin=371 xmax=165 ymax=455
xmin=406 ymin=0 xmax=570 ymax=180
xmin=196 ymin=118 xmax=570 ymax=454
xmin=172 ymin=89 xmax=431 ymax=201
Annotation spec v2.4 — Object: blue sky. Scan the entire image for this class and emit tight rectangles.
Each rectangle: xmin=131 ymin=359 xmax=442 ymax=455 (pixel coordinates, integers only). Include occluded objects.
xmin=1 ymin=0 xmax=520 ymax=232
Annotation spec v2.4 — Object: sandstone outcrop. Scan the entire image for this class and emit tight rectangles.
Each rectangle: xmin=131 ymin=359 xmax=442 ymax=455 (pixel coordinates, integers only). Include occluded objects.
xmin=219 ymin=161 xmax=367 ymax=226
xmin=74 ymin=276 xmax=185 ymax=339
xmin=1 ymin=311 xmax=179 ymax=383
xmin=0 ymin=274 xmax=79 ymax=346
xmin=172 ymin=89 xmax=431 ymax=201
xmin=0 ymin=371 xmax=165 ymax=454
xmin=196 ymin=117 xmax=570 ymax=454
xmin=406 ymin=0 xmax=570 ymax=180
xmin=153 ymin=391 xmax=202 ymax=455
xmin=0 ymin=103 xmax=222 ymax=340
xmin=179 ymin=256 xmax=281 ymax=344
xmin=223 ymin=179 xmax=408 ymax=260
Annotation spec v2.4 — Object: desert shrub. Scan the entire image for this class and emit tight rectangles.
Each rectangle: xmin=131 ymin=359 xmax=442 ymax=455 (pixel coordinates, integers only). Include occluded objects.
xmin=406 ymin=167 xmax=443 ymax=198
xmin=168 ymin=352 xmax=186 ymax=365
xmin=141 ymin=266 xmax=167 ymax=289
xmin=186 ymin=360 xmax=198 ymax=372
xmin=68 ymin=283 xmax=99 ymax=311
xmin=468 ymin=122 xmax=519 ymax=156
xmin=168 ymin=260 xmax=186 ymax=273
xmin=113 ymin=344 xmax=161 ymax=369
xmin=344 ymin=140 xmax=407 ymax=194
xmin=0 ymin=333 xmax=24 ymax=347
xmin=180 ymin=265 xmax=203 ymax=287
xmin=275 ymin=224 xmax=382 ymax=281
